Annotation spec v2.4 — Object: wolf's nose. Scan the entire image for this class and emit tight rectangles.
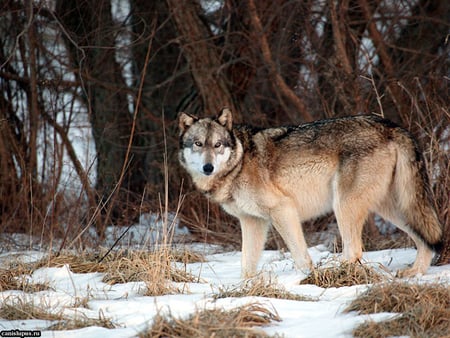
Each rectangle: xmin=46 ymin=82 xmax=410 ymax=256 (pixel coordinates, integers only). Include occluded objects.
xmin=203 ymin=163 xmax=214 ymax=175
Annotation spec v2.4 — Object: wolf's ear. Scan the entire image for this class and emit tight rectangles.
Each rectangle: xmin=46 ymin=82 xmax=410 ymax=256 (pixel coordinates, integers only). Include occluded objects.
xmin=178 ymin=112 xmax=198 ymax=134
xmin=216 ymin=107 xmax=233 ymax=131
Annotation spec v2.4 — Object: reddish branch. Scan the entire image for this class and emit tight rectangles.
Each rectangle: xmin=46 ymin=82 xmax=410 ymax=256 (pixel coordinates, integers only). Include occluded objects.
xmin=40 ymin=111 xmax=98 ymax=222
xmin=247 ymin=0 xmax=313 ymax=122
xmin=358 ymin=0 xmax=404 ymax=115
xmin=24 ymin=0 xmax=39 ymax=191
xmin=329 ymin=0 xmax=352 ymax=76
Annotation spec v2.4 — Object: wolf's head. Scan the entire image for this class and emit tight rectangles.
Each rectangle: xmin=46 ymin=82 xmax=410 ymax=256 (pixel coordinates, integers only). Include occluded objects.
xmin=178 ymin=108 xmax=237 ymax=179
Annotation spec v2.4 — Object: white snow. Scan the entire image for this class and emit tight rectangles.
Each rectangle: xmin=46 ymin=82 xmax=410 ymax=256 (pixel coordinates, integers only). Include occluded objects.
xmin=0 ymin=241 xmax=449 ymax=338
xmin=103 ymin=212 xmax=189 ymax=249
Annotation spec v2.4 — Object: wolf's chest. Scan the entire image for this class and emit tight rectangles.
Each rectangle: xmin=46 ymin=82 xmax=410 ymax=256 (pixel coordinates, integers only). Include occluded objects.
xmin=220 ymin=187 xmax=270 ymax=220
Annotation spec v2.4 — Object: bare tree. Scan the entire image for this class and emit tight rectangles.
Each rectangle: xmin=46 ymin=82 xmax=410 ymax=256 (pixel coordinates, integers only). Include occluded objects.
xmin=0 ymin=0 xmax=447 ymax=256
xmin=0 ymin=0 xmax=96 ymax=239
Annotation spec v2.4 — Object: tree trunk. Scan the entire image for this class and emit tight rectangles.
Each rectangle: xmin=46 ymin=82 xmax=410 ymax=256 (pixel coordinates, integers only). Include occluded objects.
xmin=166 ymin=0 xmax=238 ymax=118
xmin=129 ymin=0 xmax=193 ymax=191
xmin=56 ymin=0 xmax=134 ymax=233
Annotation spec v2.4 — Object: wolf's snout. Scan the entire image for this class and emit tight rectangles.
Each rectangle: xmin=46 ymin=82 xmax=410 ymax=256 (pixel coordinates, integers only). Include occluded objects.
xmin=203 ymin=163 xmax=214 ymax=175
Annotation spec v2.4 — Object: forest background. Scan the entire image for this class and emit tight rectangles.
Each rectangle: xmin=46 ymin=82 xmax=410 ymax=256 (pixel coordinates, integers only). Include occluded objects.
xmin=0 ymin=0 xmax=448 ymax=263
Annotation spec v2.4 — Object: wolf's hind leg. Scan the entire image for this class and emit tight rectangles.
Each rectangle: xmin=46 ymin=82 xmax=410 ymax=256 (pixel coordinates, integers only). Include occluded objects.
xmin=375 ymin=204 xmax=434 ymax=277
xmin=333 ymin=196 xmax=367 ymax=263
xmin=397 ymin=241 xmax=433 ymax=277
xmin=333 ymin=147 xmax=396 ymax=263
xmin=240 ymin=216 xmax=270 ymax=278
xmin=334 ymin=210 xmax=366 ymax=263
xmin=270 ymin=205 xmax=313 ymax=273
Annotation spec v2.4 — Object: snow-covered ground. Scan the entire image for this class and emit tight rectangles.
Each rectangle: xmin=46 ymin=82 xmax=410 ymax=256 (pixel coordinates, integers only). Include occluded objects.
xmin=0 ymin=238 xmax=449 ymax=338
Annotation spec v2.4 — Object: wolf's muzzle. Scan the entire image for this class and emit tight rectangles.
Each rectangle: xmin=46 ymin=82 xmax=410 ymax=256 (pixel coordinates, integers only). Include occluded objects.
xmin=203 ymin=163 xmax=214 ymax=175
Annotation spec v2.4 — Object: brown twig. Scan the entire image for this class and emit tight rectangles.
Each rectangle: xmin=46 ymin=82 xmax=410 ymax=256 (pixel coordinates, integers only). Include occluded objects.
xmin=99 ymin=20 xmax=156 ymax=253
xmin=247 ymin=0 xmax=313 ymax=122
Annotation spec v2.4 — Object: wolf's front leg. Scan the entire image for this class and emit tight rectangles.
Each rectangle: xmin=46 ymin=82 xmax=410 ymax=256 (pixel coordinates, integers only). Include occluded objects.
xmin=270 ymin=205 xmax=313 ymax=273
xmin=239 ymin=216 xmax=270 ymax=278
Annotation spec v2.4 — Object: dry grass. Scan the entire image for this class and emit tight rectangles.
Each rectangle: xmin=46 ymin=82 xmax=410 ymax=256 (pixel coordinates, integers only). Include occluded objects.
xmin=169 ymin=249 xmax=206 ymax=264
xmin=33 ymin=249 xmax=202 ymax=296
xmin=34 ymin=248 xmax=205 ymax=272
xmin=0 ymin=297 xmax=115 ymax=330
xmin=140 ymin=302 xmax=281 ymax=338
xmin=215 ymin=275 xmax=316 ymax=302
xmin=0 ymin=266 xmax=50 ymax=293
xmin=300 ymin=261 xmax=384 ymax=288
xmin=34 ymin=251 xmax=107 ymax=273
xmin=100 ymin=250 xmax=197 ymax=285
xmin=346 ymin=282 xmax=450 ymax=338
xmin=46 ymin=314 xmax=115 ymax=330
xmin=0 ymin=297 xmax=61 ymax=321
xmin=0 ymin=249 xmax=204 ymax=296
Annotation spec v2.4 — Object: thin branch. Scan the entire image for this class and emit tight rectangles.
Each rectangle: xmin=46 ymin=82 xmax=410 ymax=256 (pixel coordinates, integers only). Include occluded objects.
xmin=40 ymin=111 xmax=98 ymax=224
xmin=329 ymin=0 xmax=352 ymax=75
xmin=101 ymin=19 xmax=156 ymax=239
xmin=247 ymin=0 xmax=313 ymax=122
xmin=358 ymin=0 xmax=404 ymax=114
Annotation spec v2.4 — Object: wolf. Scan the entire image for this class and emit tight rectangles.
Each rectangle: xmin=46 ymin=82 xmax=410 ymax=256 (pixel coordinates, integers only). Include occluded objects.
xmin=178 ymin=108 xmax=443 ymax=278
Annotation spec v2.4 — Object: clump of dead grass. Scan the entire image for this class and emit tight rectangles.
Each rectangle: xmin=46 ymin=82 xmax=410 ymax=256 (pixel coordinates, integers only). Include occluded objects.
xmin=0 ymin=296 xmax=115 ymax=330
xmin=0 ymin=266 xmax=50 ymax=293
xmin=0 ymin=297 xmax=61 ymax=321
xmin=100 ymin=250 xmax=199 ymax=296
xmin=32 ymin=249 xmax=202 ymax=295
xmin=100 ymin=250 xmax=197 ymax=284
xmin=300 ymin=261 xmax=385 ymax=288
xmin=34 ymin=251 xmax=108 ymax=274
xmin=39 ymin=248 xmax=205 ymax=270
xmin=346 ymin=282 xmax=450 ymax=338
xmin=140 ymin=302 xmax=281 ymax=338
xmin=215 ymin=275 xmax=316 ymax=302
xmin=47 ymin=313 xmax=115 ymax=330
xmin=169 ymin=249 xmax=206 ymax=264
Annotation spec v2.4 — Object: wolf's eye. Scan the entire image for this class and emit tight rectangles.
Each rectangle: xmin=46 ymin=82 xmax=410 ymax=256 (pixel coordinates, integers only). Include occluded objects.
xmin=194 ymin=141 xmax=203 ymax=147
xmin=214 ymin=141 xmax=222 ymax=148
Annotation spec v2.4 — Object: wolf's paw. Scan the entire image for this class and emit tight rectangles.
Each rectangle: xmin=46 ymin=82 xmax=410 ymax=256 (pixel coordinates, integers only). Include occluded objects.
xmin=396 ymin=267 xmax=422 ymax=278
xmin=297 ymin=266 xmax=313 ymax=277
xmin=294 ymin=259 xmax=313 ymax=275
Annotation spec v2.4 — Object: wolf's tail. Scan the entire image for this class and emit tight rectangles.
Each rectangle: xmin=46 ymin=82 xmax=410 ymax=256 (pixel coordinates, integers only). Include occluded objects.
xmin=393 ymin=130 xmax=443 ymax=252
